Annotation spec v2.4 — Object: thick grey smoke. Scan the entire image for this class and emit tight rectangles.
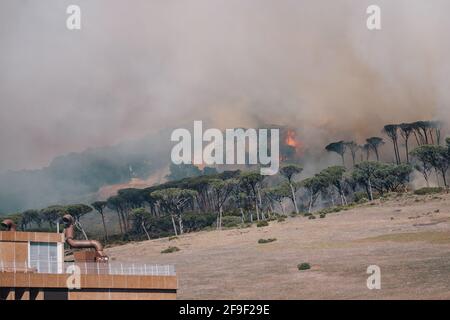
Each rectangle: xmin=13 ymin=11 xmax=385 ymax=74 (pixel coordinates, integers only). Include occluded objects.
xmin=0 ymin=0 xmax=449 ymax=173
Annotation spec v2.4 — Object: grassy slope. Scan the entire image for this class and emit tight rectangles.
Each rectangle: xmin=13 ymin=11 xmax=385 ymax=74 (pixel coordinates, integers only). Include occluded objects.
xmin=107 ymin=192 xmax=450 ymax=299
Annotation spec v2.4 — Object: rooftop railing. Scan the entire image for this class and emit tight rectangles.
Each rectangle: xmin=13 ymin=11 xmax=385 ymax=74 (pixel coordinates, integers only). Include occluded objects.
xmin=0 ymin=260 xmax=176 ymax=276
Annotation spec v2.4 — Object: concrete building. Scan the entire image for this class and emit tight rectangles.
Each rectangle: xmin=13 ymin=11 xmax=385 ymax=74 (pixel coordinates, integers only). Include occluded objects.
xmin=0 ymin=217 xmax=177 ymax=300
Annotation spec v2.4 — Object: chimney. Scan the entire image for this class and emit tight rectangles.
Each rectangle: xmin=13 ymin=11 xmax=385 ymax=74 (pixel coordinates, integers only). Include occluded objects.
xmin=1 ymin=219 xmax=17 ymax=232
xmin=62 ymin=214 xmax=109 ymax=262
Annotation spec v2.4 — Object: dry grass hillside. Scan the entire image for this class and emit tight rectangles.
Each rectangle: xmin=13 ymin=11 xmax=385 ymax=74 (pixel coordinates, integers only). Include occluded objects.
xmin=107 ymin=192 xmax=450 ymax=299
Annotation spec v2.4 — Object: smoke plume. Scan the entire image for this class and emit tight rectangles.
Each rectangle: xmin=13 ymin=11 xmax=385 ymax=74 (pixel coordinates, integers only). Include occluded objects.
xmin=0 ymin=0 xmax=449 ymax=176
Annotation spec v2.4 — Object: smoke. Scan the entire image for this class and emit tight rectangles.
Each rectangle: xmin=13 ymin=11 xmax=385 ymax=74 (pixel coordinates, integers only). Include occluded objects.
xmin=0 ymin=0 xmax=449 ymax=174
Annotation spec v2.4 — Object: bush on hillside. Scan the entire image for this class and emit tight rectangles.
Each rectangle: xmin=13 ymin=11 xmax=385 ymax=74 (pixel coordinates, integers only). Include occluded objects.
xmin=414 ymin=187 xmax=443 ymax=195
xmin=256 ymin=220 xmax=269 ymax=228
xmin=221 ymin=216 xmax=242 ymax=228
xmin=297 ymin=263 xmax=311 ymax=271
xmin=258 ymin=238 xmax=277 ymax=244
xmin=161 ymin=246 xmax=180 ymax=254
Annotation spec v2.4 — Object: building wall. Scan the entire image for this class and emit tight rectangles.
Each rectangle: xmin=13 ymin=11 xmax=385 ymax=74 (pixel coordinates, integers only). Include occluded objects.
xmin=69 ymin=289 xmax=176 ymax=300
xmin=0 ymin=241 xmax=28 ymax=266
xmin=0 ymin=231 xmax=177 ymax=300
xmin=0 ymin=231 xmax=64 ymax=243
xmin=0 ymin=287 xmax=176 ymax=300
xmin=0 ymin=231 xmax=64 ymax=269
xmin=1 ymin=273 xmax=178 ymax=300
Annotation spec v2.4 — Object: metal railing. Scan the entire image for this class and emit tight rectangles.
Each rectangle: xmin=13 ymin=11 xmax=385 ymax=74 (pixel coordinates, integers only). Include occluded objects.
xmin=0 ymin=260 xmax=176 ymax=276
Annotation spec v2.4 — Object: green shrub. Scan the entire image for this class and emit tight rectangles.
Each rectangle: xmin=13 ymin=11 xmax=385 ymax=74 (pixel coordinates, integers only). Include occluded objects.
xmin=161 ymin=246 xmax=180 ymax=254
xmin=168 ymin=236 xmax=178 ymax=241
xmin=318 ymin=206 xmax=345 ymax=215
xmin=277 ymin=217 xmax=286 ymax=222
xmin=308 ymin=215 xmax=316 ymax=220
xmin=297 ymin=263 xmax=311 ymax=271
xmin=257 ymin=220 xmax=269 ymax=228
xmin=357 ymin=197 xmax=368 ymax=204
xmin=258 ymin=238 xmax=277 ymax=244
xmin=342 ymin=203 xmax=356 ymax=210
xmin=183 ymin=212 xmax=216 ymax=231
xmin=238 ymin=223 xmax=252 ymax=229
xmin=414 ymin=187 xmax=443 ymax=195
xmin=221 ymin=216 xmax=242 ymax=228
xmin=136 ymin=215 xmax=178 ymax=240
xmin=353 ymin=191 xmax=368 ymax=203
xmin=319 ymin=214 xmax=326 ymax=219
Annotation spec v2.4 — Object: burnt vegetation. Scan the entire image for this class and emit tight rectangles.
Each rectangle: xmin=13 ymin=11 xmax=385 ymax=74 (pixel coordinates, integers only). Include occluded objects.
xmin=1 ymin=120 xmax=449 ymax=245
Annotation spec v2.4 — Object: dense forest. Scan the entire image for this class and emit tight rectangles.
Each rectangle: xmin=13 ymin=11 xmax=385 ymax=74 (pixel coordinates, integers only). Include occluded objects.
xmin=1 ymin=120 xmax=449 ymax=243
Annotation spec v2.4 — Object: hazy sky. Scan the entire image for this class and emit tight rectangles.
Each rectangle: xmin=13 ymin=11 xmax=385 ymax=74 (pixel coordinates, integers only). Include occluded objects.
xmin=1 ymin=0 xmax=449 ymax=172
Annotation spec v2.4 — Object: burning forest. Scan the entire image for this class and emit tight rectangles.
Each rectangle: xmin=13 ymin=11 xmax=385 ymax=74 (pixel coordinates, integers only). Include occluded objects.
xmin=281 ymin=128 xmax=304 ymax=162
xmin=3 ymin=0 xmax=450 ymax=302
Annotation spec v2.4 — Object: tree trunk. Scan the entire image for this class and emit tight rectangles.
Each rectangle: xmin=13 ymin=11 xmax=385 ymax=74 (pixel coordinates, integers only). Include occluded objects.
xmin=216 ymin=212 xmax=220 ymax=230
xmin=436 ymin=129 xmax=441 ymax=145
xmin=124 ymin=211 xmax=131 ymax=232
xmin=255 ymin=198 xmax=260 ymax=221
xmin=121 ymin=212 xmax=127 ymax=233
xmin=435 ymin=169 xmax=441 ymax=187
xmin=368 ymin=178 xmax=374 ymax=201
xmin=257 ymin=188 xmax=263 ymax=208
xmin=75 ymin=220 xmax=89 ymax=240
xmin=171 ymin=214 xmax=178 ymax=236
xmin=308 ymin=194 xmax=313 ymax=213
xmin=423 ymin=129 xmax=429 ymax=144
xmin=340 ymin=191 xmax=346 ymax=206
xmin=268 ymin=203 xmax=274 ymax=219
xmin=405 ymin=139 xmax=409 ymax=163
xmin=142 ymin=222 xmax=150 ymax=240
xmin=116 ymin=211 xmax=124 ymax=235
xmin=289 ymin=183 xmax=299 ymax=214
xmin=240 ymin=208 xmax=245 ymax=223
xmin=178 ymin=215 xmax=184 ymax=234
xmin=100 ymin=213 xmax=108 ymax=241
xmin=393 ymin=141 xmax=397 ymax=164
xmin=441 ymin=169 xmax=448 ymax=188
xmin=395 ymin=140 xmax=401 ymax=164
xmin=217 ymin=206 xmax=223 ymax=230
xmin=257 ymin=187 xmax=264 ymax=220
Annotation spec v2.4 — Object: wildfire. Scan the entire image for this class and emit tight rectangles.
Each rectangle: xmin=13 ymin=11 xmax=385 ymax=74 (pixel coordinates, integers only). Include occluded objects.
xmin=285 ymin=130 xmax=300 ymax=148
xmin=281 ymin=129 xmax=303 ymax=161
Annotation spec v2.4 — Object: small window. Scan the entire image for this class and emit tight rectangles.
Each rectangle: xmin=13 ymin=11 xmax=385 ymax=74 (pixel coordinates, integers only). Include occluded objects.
xmin=29 ymin=242 xmax=58 ymax=273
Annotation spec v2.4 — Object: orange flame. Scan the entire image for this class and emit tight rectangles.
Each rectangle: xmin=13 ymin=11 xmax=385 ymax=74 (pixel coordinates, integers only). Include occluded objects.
xmin=285 ymin=130 xmax=300 ymax=148
xmin=282 ymin=129 xmax=303 ymax=160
